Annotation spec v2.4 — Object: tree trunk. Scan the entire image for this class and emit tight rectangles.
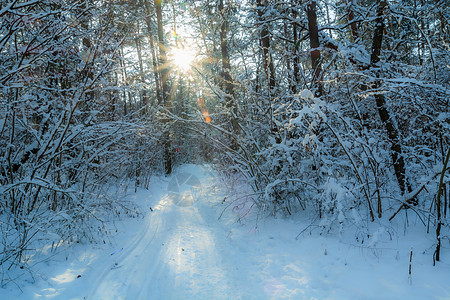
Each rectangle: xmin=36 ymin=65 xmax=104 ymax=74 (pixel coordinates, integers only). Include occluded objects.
xmin=306 ymin=1 xmax=323 ymax=97
xmin=119 ymin=46 xmax=132 ymax=113
xmin=292 ymin=2 xmax=301 ymax=93
xmin=155 ymin=0 xmax=172 ymax=175
xmin=284 ymin=21 xmax=294 ymax=93
xmin=256 ymin=0 xmax=276 ymax=91
xmin=346 ymin=0 xmax=358 ymax=41
xmin=134 ymin=21 xmax=148 ymax=109
xmin=434 ymin=148 xmax=450 ymax=264
xmin=143 ymin=0 xmax=162 ymax=105
xmin=256 ymin=0 xmax=277 ymax=135
xmin=370 ymin=0 xmax=412 ymax=198
xmin=219 ymin=0 xmax=239 ymax=145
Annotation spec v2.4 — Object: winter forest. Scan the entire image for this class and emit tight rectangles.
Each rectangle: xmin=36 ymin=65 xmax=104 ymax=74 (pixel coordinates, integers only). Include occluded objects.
xmin=1 ymin=0 xmax=449 ymax=298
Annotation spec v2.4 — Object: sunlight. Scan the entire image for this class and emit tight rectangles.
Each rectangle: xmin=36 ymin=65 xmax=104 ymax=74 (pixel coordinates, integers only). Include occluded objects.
xmin=172 ymin=47 xmax=195 ymax=71
xmin=51 ymin=267 xmax=86 ymax=284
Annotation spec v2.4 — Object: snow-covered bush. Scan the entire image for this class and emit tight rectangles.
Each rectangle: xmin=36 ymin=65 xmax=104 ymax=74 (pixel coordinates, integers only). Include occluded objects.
xmin=0 ymin=0 xmax=163 ymax=273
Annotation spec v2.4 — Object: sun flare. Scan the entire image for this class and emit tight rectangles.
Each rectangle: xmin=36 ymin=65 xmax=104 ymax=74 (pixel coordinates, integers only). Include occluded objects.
xmin=172 ymin=47 xmax=195 ymax=71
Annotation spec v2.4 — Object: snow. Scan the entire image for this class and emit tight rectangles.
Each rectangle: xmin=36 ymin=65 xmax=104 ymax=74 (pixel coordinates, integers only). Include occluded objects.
xmin=299 ymin=89 xmax=314 ymax=100
xmin=2 ymin=164 xmax=449 ymax=299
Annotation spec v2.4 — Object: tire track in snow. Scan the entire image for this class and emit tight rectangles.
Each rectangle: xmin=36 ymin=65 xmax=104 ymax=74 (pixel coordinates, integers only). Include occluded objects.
xmin=88 ymin=168 xmax=238 ymax=300
xmin=87 ymin=197 xmax=165 ymax=299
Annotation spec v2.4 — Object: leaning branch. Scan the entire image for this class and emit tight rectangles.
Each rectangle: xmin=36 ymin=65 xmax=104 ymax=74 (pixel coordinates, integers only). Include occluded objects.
xmin=389 ymin=169 xmax=449 ymax=221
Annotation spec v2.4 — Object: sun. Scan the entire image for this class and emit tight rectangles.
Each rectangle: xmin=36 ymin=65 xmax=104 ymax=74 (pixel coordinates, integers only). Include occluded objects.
xmin=172 ymin=47 xmax=195 ymax=71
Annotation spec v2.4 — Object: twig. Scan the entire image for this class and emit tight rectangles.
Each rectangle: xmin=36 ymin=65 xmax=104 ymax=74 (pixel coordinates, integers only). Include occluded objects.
xmin=389 ymin=169 xmax=447 ymax=221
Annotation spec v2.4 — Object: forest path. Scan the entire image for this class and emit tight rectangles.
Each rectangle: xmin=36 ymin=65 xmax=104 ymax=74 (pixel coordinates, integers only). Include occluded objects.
xmin=84 ymin=164 xmax=450 ymax=300
xmin=88 ymin=164 xmax=243 ymax=299
xmin=9 ymin=165 xmax=449 ymax=299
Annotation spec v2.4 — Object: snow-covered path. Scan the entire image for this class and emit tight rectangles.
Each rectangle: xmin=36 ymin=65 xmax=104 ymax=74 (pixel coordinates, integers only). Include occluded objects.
xmin=85 ymin=164 xmax=450 ymax=300
xmin=89 ymin=166 xmax=238 ymax=299
xmin=5 ymin=164 xmax=450 ymax=299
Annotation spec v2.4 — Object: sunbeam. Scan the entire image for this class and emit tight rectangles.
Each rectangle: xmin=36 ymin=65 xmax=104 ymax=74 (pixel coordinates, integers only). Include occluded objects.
xmin=171 ymin=47 xmax=195 ymax=72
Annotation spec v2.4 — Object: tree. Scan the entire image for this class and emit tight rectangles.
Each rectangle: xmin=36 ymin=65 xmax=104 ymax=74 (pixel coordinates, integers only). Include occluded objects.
xmin=369 ymin=0 xmax=413 ymax=207
xmin=154 ymin=0 xmax=173 ymax=175
xmin=256 ymin=0 xmax=276 ymax=92
xmin=0 ymin=0 xmax=163 ymax=269
xmin=306 ymin=0 xmax=323 ymax=96
xmin=218 ymin=0 xmax=240 ymax=147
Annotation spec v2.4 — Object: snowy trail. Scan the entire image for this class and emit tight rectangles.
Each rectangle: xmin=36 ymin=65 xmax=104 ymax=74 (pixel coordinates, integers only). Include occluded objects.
xmin=88 ymin=165 xmax=238 ymax=300
xmin=7 ymin=164 xmax=450 ymax=300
